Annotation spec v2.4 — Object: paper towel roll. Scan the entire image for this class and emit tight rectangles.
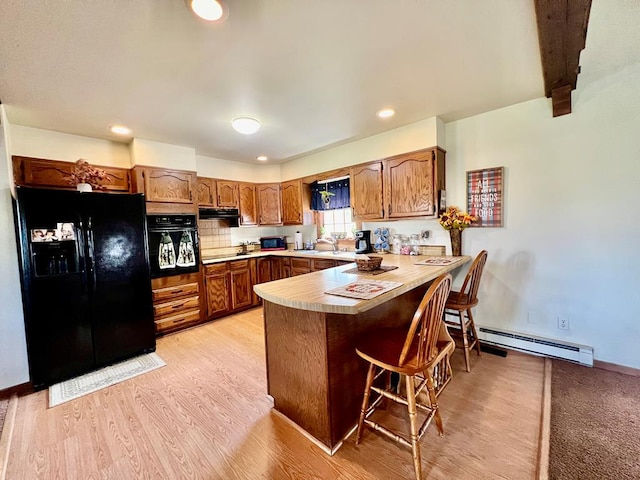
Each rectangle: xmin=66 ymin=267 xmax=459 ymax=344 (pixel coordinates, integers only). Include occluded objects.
xmin=294 ymin=231 xmax=303 ymax=250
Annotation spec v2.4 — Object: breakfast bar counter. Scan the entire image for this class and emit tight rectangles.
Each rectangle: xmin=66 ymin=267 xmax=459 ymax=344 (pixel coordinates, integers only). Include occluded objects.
xmin=253 ymin=254 xmax=470 ymax=453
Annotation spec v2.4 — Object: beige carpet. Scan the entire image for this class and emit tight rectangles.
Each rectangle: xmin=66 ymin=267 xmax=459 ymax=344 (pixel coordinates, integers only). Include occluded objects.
xmin=550 ymin=360 xmax=640 ymax=479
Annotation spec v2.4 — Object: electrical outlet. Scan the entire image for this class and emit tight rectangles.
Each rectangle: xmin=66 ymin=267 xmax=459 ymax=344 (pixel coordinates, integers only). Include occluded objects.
xmin=557 ymin=315 xmax=569 ymax=330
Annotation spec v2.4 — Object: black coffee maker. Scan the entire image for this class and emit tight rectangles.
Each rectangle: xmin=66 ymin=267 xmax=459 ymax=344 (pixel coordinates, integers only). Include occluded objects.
xmin=354 ymin=230 xmax=373 ymax=254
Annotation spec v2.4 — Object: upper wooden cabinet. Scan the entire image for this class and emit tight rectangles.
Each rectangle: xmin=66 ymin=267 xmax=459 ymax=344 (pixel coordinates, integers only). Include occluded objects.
xmin=13 ymin=156 xmax=131 ymax=192
xmin=196 ymin=177 xmax=217 ymax=207
xmin=257 ymin=183 xmax=282 ymax=226
xmin=216 ymin=180 xmax=239 ymax=208
xmin=349 ymin=147 xmax=445 ymax=220
xmin=238 ymin=182 xmax=258 ymax=226
xmin=385 ymin=148 xmax=445 ymax=218
xmin=132 ymin=167 xmax=195 ymax=204
xmin=281 ymin=179 xmax=312 ymax=225
xmin=350 ymin=162 xmax=385 ymax=220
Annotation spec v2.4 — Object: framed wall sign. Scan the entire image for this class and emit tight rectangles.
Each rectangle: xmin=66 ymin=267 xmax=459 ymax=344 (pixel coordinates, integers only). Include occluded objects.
xmin=466 ymin=166 xmax=504 ymax=227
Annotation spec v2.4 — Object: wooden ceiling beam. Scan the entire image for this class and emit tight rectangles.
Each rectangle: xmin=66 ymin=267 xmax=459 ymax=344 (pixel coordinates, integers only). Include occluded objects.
xmin=534 ymin=0 xmax=592 ymax=117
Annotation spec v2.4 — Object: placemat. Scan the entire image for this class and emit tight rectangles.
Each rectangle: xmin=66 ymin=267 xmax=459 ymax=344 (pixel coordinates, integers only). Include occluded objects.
xmin=342 ymin=265 xmax=399 ymax=276
xmin=325 ymin=279 xmax=403 ymax=300
xmin=414 ymin=257 xmax=457 ymax=266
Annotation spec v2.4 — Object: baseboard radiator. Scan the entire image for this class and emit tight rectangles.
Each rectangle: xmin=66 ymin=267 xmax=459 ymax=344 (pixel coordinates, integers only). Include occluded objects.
xmin=478 ymin=327 xmax=594 ymax=366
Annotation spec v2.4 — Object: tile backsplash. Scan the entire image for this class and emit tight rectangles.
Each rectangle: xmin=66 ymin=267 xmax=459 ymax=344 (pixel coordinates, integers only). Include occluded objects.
xmin=199 ymin=219 xmax=232 ymax=249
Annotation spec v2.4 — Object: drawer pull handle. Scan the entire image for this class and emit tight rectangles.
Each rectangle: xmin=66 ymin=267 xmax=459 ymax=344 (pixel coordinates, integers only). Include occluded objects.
xmin=172 ymin=303 xmax=185 ymax=309
xmin=171 ymin=289 xmax=183 ymax=294
xmin=172 ymin=319 xmax=183 ymax=324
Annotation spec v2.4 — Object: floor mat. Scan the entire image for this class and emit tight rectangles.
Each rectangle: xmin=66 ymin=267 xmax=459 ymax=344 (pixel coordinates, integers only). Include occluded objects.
xmin=49 ymin=352 xmax=166 ymax=407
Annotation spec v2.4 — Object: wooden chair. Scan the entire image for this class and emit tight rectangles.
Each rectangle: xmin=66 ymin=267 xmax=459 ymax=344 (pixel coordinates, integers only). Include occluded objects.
xmin=443 ymin=250 xmax=488 ymax=372
xmin=355 ymin=274 xmax=455 ymax=480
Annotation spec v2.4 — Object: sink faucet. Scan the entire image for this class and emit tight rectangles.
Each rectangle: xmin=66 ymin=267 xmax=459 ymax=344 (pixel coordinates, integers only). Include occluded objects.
xmin=316 ymin=237 xmax=338 ymax=251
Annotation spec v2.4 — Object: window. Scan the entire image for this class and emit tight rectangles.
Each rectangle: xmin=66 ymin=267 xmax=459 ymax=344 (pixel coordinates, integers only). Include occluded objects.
xmin=322 ymin=208 xmax=355 ymax=239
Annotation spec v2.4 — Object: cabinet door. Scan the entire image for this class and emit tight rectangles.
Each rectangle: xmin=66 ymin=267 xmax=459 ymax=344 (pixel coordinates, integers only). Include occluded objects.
xmin=205 ymin=272 xmax=230 ymax=317
xmin=270 ymin=257 xmax=284 ymax=280
xmin=143 ymin=168 xmax=194 ymax=204
xmin=256 ymin=257 xmax=272 ymax=284
xmin=257 ymin=183 xmax=283 ymax=225
xmin=281 ymin=179 xmax=303 ymax=225
xmin=385 ymin=149 xmax=436 ymax=218
xmin=216 ymin=181 xmax=239 ymax=208
xmin=350 ymin=162 xmax=384 ymax=219
xmin=238 ymin=183 xmax=258 ymax=226
xmin=230 ymin=263 xmax=253 ymax=310
xmin=196 ymin=177 xmax=217 ymax=207
xmin=14 ymin=156 xmax=131 ymax=192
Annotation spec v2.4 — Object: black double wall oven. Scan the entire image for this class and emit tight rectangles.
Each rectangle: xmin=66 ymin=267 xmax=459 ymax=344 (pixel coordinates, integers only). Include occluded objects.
xmin=147 ymin=214 xmax=200 ymax=278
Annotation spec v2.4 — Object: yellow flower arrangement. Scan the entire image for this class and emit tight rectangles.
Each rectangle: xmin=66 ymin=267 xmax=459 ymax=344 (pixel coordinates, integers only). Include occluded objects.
xmin=439 ymin=206 xmax=475 ymax=231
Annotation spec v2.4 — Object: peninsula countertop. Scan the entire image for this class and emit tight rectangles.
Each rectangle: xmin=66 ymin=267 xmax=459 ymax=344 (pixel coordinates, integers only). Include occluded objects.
xmin=253 ymin=254 xmax=471 ymax=315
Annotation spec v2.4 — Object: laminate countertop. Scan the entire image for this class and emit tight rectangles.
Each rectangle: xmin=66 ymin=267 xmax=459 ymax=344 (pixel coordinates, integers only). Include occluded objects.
xmin=201 ymin=249 xmax=360 ymax=265
xmin=253 ymin=254 xmax=471 ymax=315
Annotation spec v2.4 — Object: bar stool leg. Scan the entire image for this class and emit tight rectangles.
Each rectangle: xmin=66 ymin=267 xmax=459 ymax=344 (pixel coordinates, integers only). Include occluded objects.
xmin=467 ymin=309 xmax=482 ymax=356
xmin=405 ymin=375 xmax=423 ymax=480
xmin=356 ymin=363 xmax=376 ymax=444
xmin=458 ymin=311 xmax=471 ymax=372
xmin=426 ymin=374 xmax=444 ymax=436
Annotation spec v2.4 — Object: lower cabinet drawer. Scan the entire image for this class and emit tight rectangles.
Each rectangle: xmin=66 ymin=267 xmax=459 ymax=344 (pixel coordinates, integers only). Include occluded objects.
xmin=153 ymin=295 xmax=200 ymax=318
xmin=155 ymin=310 xmax=201 ymax=334
xmin=152 ymin=282 xmax=199 ymax=303
xmin=312 ymin=258 xmax=336 ymax=271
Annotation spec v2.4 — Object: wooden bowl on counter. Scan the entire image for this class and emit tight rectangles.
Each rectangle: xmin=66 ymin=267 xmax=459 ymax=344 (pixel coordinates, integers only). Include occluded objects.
xmin=355 ymin=256 xmax=383 ymax=271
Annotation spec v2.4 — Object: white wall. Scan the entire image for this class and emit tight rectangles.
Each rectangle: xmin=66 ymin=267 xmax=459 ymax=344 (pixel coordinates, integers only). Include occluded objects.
xmin=11 ymin=125 xmax=131 ymax=168
xmin=445 ymin=64 xmax=640 ymax=369
xmin=281 ymin=117 xmax=440 ymax=180
xmin=196 ymin=155 xmax=281 ymax=183
xmin=0 ymin=107 xmax=29 ymax=389
xmin=130 ymin=138 xmax=196 ymax=170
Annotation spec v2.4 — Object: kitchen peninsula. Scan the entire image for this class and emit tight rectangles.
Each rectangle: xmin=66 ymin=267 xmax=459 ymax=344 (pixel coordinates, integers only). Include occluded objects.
xmin=253 ymin=254 xmax=470 ymax=453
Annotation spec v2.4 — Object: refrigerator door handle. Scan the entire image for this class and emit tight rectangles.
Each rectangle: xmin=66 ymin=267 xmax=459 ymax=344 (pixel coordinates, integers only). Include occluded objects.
xmin=86 ymin=217 xmax=98 ymax=293
xmin=77 ymin=219 xmax=87 ymax=293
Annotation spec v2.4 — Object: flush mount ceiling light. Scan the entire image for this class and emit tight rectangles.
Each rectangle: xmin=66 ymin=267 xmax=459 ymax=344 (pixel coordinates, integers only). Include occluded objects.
xmin=256 ymin=155 xmax=268 ymax=161
xmin=189 ymin=0 xmax=225 ymax=21
xmin=109 ymin=125 xmax=132 ymax=135
xmin=376 ymin=108 xmax=395 ymax=118
xmin=231 ymin=117 xmax=261 ymax=135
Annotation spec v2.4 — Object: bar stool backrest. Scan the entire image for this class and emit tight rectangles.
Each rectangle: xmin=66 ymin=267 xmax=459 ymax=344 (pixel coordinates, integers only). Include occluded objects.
xmin=459 ymin=250 xmax=488 ymax=303
xmin=399 ymin=273 xmax=452 ymax=367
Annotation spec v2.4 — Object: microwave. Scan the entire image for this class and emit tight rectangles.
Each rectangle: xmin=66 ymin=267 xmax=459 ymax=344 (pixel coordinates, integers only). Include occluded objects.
xmin=260 ymin=236 xmax=287 ymax=251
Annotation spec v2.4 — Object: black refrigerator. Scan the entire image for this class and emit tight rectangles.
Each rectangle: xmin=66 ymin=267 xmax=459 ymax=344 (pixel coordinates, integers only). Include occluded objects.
xmin=14 ymin=187 xmax=156 ymax=389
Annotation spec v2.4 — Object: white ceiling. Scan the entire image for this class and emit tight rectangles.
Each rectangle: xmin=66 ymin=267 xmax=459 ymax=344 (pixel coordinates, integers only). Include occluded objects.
xmin=0 ymin=1 xmax=637 ymax=164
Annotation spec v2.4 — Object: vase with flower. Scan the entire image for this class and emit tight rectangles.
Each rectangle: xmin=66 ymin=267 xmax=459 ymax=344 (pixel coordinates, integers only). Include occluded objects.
xmin=65 ymin=159 xmax=109 ymax=192
xmin=438 ymin=206 xmax=475 ymax=256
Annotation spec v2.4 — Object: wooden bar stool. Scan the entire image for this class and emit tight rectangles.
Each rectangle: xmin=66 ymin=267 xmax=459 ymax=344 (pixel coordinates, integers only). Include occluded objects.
xmin=355 ymin=274 xmax=455 ymax=480
xmin=443 ymin=250 xmax=488 ymax=372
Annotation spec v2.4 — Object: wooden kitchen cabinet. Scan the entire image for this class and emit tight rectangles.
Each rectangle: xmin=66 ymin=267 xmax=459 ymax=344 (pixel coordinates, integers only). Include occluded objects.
xmin=216 ymin=180 xmax=239 ymax=208
xmin=350 ymin=161 xmax=385 ymax=220
xmin=238 ymin=182 xmax=258 ymax=226
xmin=204 ymin=263 xmax=231 ymax=318
xmin=229 ymin=259 xmax=254 ymax=310
xmin=291 ymin=257 xmax=311 ymax=276
xmin=312 ymin=258 xmax=337 ymax=271
xmin=282 ymin=258 xmax=291 ymax=278
xmin=257 ymin=257 xmax=284 ymax=284
xmin=196 ymin=177 xmax=217 ymax=207
xmin=131 ymin=166 xmax=197 ymax=213
xmin=281 ymin=179 xmax=312 ymax=225
xmin=349 ymin=147 xmax=445 ymax=220
xmin=384 ymin=147 xmax=445 ymax=219
xmin=13 ymin=156 xmax=131 ymax=192
xmin=257 ymin=183 xmax=282 ymax=225
xmin=204 ymin=259 xmax=256 ymax=318
xmin=151 ymin=272 xmax=202 ymax=335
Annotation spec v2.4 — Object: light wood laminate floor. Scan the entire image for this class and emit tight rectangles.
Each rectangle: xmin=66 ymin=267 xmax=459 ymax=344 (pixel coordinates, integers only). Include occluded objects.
xmin=5 ymin=308 xmax=544 ymax=479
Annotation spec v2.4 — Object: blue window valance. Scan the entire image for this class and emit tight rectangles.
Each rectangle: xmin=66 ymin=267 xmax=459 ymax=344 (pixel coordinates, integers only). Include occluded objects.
xmin=310 ymin=178 xmax=350 ymax=211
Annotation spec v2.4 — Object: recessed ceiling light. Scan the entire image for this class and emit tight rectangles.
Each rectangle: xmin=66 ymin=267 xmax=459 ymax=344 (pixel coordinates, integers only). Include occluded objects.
xmin=109 ymin=125 xmax=132 ymax=135
xmin=376 ymin=108 xmax=395 ymax=118
xmin=256 ymin=155 xmax=268 ymax=161
xmin=231 ymin=117 xmax=261 ymax=135
xmin=189 ymin=0 xmax=225 ymax=21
